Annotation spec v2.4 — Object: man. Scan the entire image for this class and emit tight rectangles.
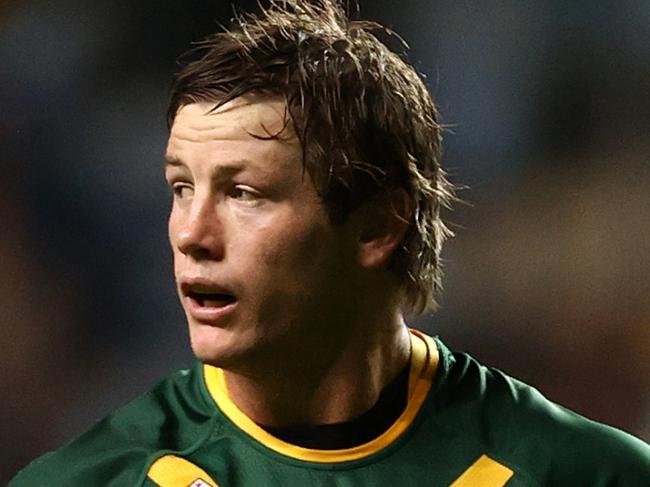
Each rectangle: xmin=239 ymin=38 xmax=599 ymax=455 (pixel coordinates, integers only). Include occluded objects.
xmin=10 ymin=1 xmax=650 ymax=486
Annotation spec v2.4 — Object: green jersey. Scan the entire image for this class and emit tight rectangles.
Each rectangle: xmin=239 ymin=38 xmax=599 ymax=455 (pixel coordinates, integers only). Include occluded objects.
xmin=10 ymin=330 xmax=650 ymax=486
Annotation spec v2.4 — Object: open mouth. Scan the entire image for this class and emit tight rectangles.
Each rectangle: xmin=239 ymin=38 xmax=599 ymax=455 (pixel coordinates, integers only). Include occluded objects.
xmin=181 ymin=281 xmax=238 ymax=310
xmin=188 ymin=291 xmax=237 ymax=308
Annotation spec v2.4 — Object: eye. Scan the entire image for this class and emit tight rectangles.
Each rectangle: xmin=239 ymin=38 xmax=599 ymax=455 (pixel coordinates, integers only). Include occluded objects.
xmin=171 ymin=182 xmax=194 ymax=200
xmin=229 ymin=185 xmax=260 ymax=203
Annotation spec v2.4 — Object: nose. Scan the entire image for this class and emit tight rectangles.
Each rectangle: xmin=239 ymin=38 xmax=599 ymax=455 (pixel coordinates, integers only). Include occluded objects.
xmin=175 ymin=195 xmax=225 ymax=261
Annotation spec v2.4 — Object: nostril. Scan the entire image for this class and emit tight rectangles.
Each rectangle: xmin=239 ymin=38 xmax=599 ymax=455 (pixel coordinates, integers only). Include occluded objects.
xmin=177 ymin=232 xmax=224 ymax=261
xmin=179 ymin=242 xmax=213 ymax=259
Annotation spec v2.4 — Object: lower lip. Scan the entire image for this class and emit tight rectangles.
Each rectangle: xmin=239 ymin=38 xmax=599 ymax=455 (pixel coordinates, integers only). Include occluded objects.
xmin=185 ymin=296 xmax=238 ymax=325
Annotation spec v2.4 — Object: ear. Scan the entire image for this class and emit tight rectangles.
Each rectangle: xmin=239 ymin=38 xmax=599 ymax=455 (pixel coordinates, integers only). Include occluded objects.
xmin=357 ymin=188 xmax=412 ymax=269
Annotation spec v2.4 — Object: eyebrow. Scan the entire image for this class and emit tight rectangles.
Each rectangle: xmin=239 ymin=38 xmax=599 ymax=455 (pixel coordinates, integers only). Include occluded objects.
xmin=164 ymin=156 xmax=252 ymax=170
xmin=164 ymin=155 xmax=185 ymax=168
xmin=164 ymin=156 xmax=271 ymax=181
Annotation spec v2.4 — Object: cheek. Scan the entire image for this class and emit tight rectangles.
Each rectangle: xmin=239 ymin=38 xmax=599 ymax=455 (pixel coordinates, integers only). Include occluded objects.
xmin=261 ymin=218 xmax=330 ymax=267
xmin=253 ymin=223 xmax=343 ymax=298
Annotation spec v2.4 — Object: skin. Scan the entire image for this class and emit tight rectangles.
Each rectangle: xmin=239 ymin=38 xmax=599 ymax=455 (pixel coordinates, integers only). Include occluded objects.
xmin=166 ymin=96 xmax=414 ymax=426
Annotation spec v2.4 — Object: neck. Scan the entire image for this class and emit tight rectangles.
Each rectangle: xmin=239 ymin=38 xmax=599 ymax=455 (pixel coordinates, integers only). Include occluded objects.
xmin=223 ymin=313 xmax=411 ymax=428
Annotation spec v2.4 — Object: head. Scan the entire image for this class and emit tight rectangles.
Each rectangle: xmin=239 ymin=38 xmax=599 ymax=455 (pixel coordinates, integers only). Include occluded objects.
xmin=168 ymin=0 xmax=451 ymax=368
xmin=167 ymin=0 xmax=453 ymax=317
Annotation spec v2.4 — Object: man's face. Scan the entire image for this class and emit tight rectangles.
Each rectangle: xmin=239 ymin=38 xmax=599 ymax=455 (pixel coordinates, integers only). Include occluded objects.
xmin=166 ymin=98 xmax=361 ymax=368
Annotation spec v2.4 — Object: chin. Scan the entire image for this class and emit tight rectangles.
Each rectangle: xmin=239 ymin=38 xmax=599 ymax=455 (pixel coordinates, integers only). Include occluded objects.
xmin=189 ymin=325 xmax=248 ymax=368
xmin=191 ymin=343 xmax=240 ymax=368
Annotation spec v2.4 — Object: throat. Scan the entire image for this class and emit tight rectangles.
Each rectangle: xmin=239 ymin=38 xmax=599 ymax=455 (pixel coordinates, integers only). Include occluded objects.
xmin=258 ymin=359 xmax=411 ymax=449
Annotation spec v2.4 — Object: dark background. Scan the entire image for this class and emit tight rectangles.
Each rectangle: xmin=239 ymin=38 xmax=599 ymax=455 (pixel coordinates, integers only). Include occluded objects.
xmin=2 ymin=0 xmax=650 ymax=481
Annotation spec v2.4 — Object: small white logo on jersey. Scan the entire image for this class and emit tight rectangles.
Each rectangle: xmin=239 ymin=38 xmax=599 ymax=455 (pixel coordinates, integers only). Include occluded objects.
xmin=189 ymin=479 xmax=211 ymax=487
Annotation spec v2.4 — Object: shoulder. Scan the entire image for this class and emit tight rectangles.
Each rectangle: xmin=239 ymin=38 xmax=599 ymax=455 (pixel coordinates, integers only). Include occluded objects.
xmin=544 ymin=408 xmax=650 ymax=484
xmin=9 ymin=364 xmax=216 ymax=487
xmin=432 ymin=338 xmax=650 ymax=484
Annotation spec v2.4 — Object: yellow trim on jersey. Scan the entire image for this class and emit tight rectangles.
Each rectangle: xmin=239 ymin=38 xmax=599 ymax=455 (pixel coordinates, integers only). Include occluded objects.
xmin=148 ymin=454 xmax=220 ymax=487
xmin=203 ymin=329 xmax=439 ymax=463
xmin=449 ymin=455 xmax=514 ymax=487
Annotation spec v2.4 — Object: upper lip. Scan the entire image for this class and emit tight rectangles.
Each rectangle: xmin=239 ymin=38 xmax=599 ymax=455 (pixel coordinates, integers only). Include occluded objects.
xmin=180 ymin=278 xmax=236 ymax=298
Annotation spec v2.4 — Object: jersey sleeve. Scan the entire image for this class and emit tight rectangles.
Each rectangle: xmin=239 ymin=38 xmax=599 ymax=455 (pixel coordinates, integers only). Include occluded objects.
xmin=546 ymin=407 xmax=650 ymax=486
xmin=8 ymin=365 xmax=215 ymax=487
xmin=8 ymin=426 xmax=154 ymax=487
xmin=436 ymin=342 xmax=650 ymax=486
xmin=501 ymin=371 xmax=650 ymax=485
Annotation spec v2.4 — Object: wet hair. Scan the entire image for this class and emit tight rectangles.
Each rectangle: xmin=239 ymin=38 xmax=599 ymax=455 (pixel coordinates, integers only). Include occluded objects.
xmin=167 ymin=0 xmax=454 ymax=314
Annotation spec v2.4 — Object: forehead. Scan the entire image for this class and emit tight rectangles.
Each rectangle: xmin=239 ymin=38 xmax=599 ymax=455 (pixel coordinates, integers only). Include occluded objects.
xmin=165 ymin=98 xmax=303 ymax=179
xmin=167 ymin=97 xmax=296 ymax=150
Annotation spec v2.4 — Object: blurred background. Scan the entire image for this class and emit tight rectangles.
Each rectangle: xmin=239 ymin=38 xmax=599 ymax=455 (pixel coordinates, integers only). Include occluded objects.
xmin=2 ymin=0 xmax=649 ymax=481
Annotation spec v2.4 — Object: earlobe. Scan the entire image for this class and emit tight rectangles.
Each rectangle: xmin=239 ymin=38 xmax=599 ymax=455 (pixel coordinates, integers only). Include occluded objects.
xmin=357 ymin=189 xmax=412 ymax=269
